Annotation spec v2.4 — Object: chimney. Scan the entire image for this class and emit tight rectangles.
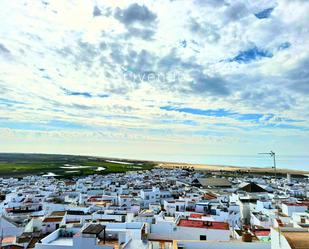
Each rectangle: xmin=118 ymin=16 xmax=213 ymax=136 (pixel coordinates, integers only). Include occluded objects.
xmin=242 ymin=231 xmax=252 ymax=242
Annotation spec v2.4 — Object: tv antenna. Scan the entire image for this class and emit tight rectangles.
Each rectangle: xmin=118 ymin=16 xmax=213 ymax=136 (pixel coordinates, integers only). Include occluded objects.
xmin=259 ymin=151 xmax=277 ymax=179
xmin=259 ymin=151 xmax=279 ymax=217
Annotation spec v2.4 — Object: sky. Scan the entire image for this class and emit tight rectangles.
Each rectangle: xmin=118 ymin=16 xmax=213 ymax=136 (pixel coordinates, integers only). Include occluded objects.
xmin=0 ymin=0 xmax=309 ymax=167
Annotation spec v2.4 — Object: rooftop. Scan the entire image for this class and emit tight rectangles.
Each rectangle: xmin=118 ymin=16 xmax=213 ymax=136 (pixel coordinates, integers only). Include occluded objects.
xmin=177 ymin=219 xmax=229 ymax=230
xmin=50 ymin=211 xmax=66 ymax=217
xmin=197 ymin=178 xmax=231 ymax=187
xmin=283 ymin=201 xmax=309 ymax=207
xmin=283 ymin=231 xmax=309 ymax=249
xmin=82 ymin=224 xmax=106 ymax=235
xmin=48 ymin=237 xmax=73 ymax=246
xmin=254 ymin=230 xmax=270 ymax=237
xmin=189 ymin=213 xmax=203 ymax=219
xmin=42 ymin=217 xmax=63 ymax=223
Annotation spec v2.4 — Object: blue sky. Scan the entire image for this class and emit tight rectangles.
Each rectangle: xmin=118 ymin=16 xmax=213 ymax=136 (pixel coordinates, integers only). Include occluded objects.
xmin=0 ymin=0 xmax=309 ymax=167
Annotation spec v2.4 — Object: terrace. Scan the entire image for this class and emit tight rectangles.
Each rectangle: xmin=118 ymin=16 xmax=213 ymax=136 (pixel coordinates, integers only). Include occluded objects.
xmin=177 ymin=219 xmax=230 ymax=230
xmin=37 ymin=226 xmax=123 ymax=249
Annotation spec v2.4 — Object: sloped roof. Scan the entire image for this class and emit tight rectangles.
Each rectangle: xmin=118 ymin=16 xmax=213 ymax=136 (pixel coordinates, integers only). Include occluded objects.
xmin=197 ymin=177 xmax=231 ymax=187
xmin=203 ymin=192 xmax=218 ymax=200
xmin=27 ymin=237 xmax=42 ymax=249
xmin=0 ymin=216 xmax=21 ymax=227
xmin=238 ymin=182 xmax=267 ymax=192
xmin=82 ymin=224 xmax=105 ymax=235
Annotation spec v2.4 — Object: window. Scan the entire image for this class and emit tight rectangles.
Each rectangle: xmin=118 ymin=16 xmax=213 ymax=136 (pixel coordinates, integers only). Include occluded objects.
xmin=200 ymin=235 xmax=207 ymax=240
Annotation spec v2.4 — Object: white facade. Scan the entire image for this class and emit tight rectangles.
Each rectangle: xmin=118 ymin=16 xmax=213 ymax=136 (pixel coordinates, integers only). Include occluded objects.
xmin=256 ymin=200 xmax=272 ymax=212
xmin=0 ymin=216 xmax=23 ymax=237
xmin=175 ymin=241 xmax=270 ymax=249
xmin=282 ymin=203 xmax=308 ymax=217
xmin=271 ymin=228 xmax=291 ymax=249
xmin=164 ymin=200 xmax=187 ymax=216
xmin=150 ymin=221 xmax=230 ymax=241
xmin=250 ymin=212 xmax=272 ymax=228
xmin=35 ymin=223 xmax=143 ymax=249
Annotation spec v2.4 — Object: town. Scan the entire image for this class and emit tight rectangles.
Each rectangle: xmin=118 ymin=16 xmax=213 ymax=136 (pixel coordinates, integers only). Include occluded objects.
xmin=2 ymin=0 xmax=309 ymax=248
xmin=0 ymin=166 xmax=308 ymax=249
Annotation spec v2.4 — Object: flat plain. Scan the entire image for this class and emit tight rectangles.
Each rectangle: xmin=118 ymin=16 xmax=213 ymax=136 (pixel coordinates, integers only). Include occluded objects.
xmin=0 ymin=153 xmax=154 ymax=177
xmin=0 ymin=153 xmax=308 ymax=178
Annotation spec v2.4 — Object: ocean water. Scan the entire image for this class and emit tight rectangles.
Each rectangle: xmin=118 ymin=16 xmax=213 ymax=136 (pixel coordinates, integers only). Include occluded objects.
xmin=154 ymin=155 xmax=309 ymax=171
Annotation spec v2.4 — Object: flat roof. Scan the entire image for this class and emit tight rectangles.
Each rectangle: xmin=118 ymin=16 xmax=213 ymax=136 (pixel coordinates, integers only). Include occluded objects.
xmin=189 ymin=213 xmax=203 ymax=219
xmin=43 ymin=217 xmax=63 ymax=223
xmin=177 ymin=219 xmax=229 ymax=230
xmin=283 ymin=231 xmax=309 ymax=249
xmin=283 ymin=201 xmax=309 ymax=207
xmin=48 ymin=238 xmax=73 ymax=246
xmin=1 ymin=236 xmax=16 ymax=244
xmin=255 ymin=230 xmax=270 ymax=237
xmin=50 ymin=211 xmax=66 ymax=217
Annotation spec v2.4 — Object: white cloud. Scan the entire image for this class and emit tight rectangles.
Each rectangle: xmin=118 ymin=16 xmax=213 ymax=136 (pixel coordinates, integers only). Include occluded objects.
xmin=0 ymin=0 xmax=309 ymax=161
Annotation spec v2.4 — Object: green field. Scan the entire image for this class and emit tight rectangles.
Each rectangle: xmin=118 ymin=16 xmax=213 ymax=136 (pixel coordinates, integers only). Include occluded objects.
xmin=0 ymin=153 xmax=155 ymax=178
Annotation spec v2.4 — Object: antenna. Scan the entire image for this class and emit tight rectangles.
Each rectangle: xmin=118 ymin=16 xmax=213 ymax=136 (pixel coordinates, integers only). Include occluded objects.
xmin=0 ymin=214 xmax=2 ymax=248
xmin=258 ymin=151 xmax=276 ymax=179
xmin=0 ymin=218 xmax=2 ymax=249
xmin=259 ymin=151 xmax=279 ymax=218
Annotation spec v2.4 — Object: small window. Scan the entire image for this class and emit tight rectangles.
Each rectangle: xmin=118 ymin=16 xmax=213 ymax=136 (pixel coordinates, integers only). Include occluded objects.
xmin=200 ymin=235 xmax=207 ymax=240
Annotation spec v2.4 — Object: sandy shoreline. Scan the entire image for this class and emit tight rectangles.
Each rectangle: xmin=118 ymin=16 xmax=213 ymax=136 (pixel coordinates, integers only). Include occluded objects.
xmin=157 ymin=162 xmax=309 ymax=175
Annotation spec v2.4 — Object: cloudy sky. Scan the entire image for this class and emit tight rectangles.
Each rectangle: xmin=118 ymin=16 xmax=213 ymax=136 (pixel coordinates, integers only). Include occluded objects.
xmin=0 ymin=0 xmax=309 ymax=165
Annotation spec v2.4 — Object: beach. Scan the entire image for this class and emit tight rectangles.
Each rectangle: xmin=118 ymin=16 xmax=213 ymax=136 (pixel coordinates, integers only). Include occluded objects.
xmin=157 ymin=162 xmax=309 ymax=175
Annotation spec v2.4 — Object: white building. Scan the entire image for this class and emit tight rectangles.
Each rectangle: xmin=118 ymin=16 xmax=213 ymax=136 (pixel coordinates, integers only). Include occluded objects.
xmin=0 ymin=216 xmax=24 ymax=237
xmin=174 ymin=240 xmax=270 ymax=249
xmin=271 ymin=227 xmax=309 ymax=249
xmin=35 ymin=222 xmax=146 ymax=249
xmin=150 ymin=218 xmax=230 ymax=241
xmin=250 ymin=212 xmax=272 ymax=229
xmin=282 ymin=202 xmax=308 ymax=217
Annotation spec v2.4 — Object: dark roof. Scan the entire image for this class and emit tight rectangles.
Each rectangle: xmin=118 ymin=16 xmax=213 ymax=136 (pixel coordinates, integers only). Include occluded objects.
xmin=238 ymin=182 xmax=267 ymax=193
xmin=67 ymin=210 xmax=85 ymax=215
xmin=27 ymin=237 xmax=43 ymax=249
xmin=204 ymin=192 xmax=218 ymax=200
xmin=1 ymin=246 xmax=24 ymax=249
xmin=82 ymin=224 xmax=106 ymax=235
xmin=42 ymin=217 xmax=63 ymax=223
xmin=16 ymin=236 xmax=32 ymax=244
xmin=16 ymin=232 xmax=43 ymax=249
xmin=50 ymin=211 xmax=66 ymax=217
